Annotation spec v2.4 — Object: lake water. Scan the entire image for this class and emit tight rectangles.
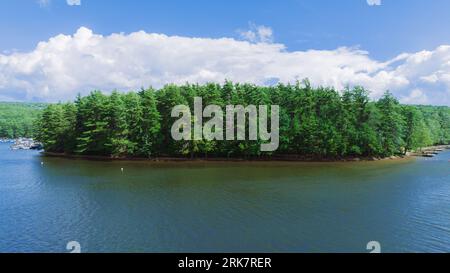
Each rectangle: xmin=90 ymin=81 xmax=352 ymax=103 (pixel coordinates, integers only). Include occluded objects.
xmin=0 ymin=143 xmax=449 ymax=253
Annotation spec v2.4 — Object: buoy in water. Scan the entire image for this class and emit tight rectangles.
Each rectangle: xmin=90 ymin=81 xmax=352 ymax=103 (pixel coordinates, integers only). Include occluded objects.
xmin=121 ymin=168 xmax=124 ymax=173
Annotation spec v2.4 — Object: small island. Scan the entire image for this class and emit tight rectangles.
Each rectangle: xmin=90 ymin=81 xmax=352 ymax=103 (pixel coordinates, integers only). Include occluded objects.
xmin=29 ymin=81 xmax=450 ymax=161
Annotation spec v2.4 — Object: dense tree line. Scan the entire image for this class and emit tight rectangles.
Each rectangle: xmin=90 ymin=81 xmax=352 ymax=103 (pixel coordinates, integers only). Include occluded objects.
xmin=0 ymin=102 xmax=47 ymax=138
xmin=36 ymin=81 xmax=450 ymax=159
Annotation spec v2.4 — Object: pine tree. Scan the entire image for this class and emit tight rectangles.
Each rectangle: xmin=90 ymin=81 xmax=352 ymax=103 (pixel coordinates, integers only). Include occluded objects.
xmin=107 ymin=91 xmax=133 ymax=157
xmin=156 ymin=84 xmax=189 ymax=156
xmin=75 ymin=91 xmax=110 ymax=155
xmin=138 ymin=88 xmax=161 ymax=157
xmin=376 ymin=91 xmax=405 ymax=156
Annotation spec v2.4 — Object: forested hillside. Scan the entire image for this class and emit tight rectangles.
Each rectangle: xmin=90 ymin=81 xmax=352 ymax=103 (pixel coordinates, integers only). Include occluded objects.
xmin=0 ymin=102 xmax=47 ymax=138
xmin=36 ymin=81 xmax=450 ymax=159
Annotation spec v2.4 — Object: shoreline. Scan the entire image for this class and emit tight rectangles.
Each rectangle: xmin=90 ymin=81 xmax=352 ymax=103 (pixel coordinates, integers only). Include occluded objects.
xmin=406 ymin=145 xmax=450 ymax=157
xmin=41 ymin=151 xmax=425 ymax=164
xmin=0 ymin=139 xmax=445 ymax=163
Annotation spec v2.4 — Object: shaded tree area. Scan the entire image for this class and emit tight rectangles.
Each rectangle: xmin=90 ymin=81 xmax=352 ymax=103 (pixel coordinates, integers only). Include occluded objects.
xmin=35 ymin=81 xmax=450 ymax=159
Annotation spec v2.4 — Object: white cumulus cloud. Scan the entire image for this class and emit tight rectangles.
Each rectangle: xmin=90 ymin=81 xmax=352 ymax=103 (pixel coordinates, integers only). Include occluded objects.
xmin=0 ymin=27 xmax=449 ymax=105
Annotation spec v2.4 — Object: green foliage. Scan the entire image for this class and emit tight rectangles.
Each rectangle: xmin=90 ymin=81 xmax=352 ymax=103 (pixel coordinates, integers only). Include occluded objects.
xmin=137 ymin=88 xmax=161 ymax=157
xmin=35 ymin=83 xmax=450 ymax=159
xmin=376 ymin=91 xmax=406 ymax=156
xmin=402 ymin=106 xmax=431 ymax=152
xmin=74 ymin=91 xmax=111 ymax=155
xmin=0 ymin=102 xmax=47 ymax=138
xmin=35 ymin=103 xmax=75 ymax=153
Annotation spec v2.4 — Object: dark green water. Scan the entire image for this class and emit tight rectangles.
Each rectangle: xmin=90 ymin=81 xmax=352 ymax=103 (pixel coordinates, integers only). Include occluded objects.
xmin=1 ymin=143 xmax=449 ymax=253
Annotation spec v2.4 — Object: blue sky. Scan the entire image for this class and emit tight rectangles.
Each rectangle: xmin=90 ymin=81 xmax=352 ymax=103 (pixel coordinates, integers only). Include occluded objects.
xmin=2 ymin=0 xmax=450 ymax=59
xmin=1 ymin=0 xmax=450 ymax=105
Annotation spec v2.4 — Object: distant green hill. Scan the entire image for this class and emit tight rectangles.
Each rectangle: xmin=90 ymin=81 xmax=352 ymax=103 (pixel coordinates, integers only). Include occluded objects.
xmin=0 ymin=102 xmax=48 ymax=138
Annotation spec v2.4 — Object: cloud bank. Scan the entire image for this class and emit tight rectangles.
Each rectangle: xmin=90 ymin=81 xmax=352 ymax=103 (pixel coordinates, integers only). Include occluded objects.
xmin=0 ymin=27 xmax=449 ymax=105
